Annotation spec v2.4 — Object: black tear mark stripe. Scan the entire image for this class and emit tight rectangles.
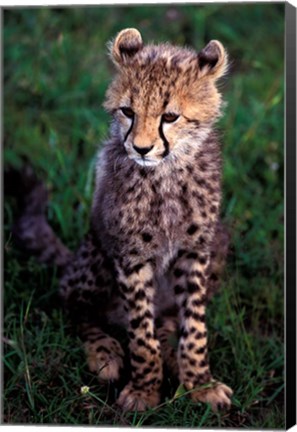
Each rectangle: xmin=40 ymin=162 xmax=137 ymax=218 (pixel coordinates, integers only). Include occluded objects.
xmin=158 ymin=121 xmax=169 ymax=158
xmin=124 ymin=116 xmax=134 ymax=143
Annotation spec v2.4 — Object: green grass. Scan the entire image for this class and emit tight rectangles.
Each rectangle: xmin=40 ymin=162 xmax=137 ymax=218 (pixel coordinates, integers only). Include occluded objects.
xmin=3 ymin=4 xmax=284 ymax=428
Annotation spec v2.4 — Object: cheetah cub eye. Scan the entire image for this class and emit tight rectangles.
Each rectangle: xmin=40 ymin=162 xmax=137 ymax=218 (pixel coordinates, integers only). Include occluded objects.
xmin=162 ymin=113 xmax=180 ymax=123
xmin=121 ymin=107 xmax=134 ymax=119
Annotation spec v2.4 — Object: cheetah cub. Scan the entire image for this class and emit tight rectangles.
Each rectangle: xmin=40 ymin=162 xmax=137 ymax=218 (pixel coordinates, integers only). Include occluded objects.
xmin=59 ymin=28 xmax=233 ymax=412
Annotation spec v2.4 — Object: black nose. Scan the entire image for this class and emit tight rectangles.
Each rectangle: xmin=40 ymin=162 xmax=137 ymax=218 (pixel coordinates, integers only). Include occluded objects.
xmin=133 ymin=145 xmax=154 ymax=156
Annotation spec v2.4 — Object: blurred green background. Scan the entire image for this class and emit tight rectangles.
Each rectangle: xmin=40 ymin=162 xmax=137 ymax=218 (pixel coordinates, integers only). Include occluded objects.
xmin=3 ymin=4 xmax=284 ymax=427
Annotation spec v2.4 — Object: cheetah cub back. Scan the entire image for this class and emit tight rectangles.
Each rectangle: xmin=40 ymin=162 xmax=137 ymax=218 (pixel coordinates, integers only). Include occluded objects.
xmin=60 ymin=28 xmax=233 ymax=412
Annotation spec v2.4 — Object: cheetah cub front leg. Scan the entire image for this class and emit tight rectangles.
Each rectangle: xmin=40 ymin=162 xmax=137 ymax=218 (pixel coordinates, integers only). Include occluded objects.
xmin=115 ymin=261 xmax=162 ymax=411
xmin=173 ymin=251 xmax=233 ymax=411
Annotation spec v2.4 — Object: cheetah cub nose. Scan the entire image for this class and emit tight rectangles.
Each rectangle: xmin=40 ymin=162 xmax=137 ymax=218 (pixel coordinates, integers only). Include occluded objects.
xmin=133 ymin=145 xmax=154 ymax=156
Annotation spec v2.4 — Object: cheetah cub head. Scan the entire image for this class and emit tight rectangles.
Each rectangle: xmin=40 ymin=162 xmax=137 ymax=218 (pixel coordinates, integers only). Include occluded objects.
xmin=104 ymin=28 xmax=228 ymax=167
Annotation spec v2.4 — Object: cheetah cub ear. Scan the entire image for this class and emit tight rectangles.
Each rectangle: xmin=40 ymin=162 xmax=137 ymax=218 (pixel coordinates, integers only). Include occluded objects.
xmin=110 ymin=28 xmax=143 ymax=66
xmin=198 ymin=40 xmax=228 ymax=80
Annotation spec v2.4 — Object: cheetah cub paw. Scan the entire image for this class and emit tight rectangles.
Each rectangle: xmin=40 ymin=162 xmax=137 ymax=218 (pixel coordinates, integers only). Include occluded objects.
xmin=84 ymin=337 xmax=124 ymax=382
xmin=191 ymin=380 xmax=233 ymax=412
xmin=117 ymin=382 xmax=160 ymax=412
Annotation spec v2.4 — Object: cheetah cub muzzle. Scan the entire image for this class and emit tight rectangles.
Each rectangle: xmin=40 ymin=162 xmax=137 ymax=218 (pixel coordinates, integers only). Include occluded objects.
xmin=59 ymin=28 xmax=233 ymax=412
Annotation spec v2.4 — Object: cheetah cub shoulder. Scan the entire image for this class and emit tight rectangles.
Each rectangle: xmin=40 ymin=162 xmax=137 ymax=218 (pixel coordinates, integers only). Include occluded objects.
xmin=60 ymin=28 xmax=233 ymax=412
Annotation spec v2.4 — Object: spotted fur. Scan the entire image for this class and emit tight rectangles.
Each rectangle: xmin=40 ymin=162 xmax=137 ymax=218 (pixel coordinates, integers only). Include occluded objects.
xmin=10 ymin=29 xmax=233 ymax=412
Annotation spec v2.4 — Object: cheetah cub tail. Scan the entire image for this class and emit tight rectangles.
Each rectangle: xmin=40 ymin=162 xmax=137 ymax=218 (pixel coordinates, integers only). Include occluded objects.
xmin=5 ymin=163 xmax=72 ymax=268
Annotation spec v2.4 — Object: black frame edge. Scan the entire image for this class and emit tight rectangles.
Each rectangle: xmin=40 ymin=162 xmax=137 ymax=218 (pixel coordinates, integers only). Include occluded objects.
xmin=285 ymin=1 xmax=297 ymax=430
